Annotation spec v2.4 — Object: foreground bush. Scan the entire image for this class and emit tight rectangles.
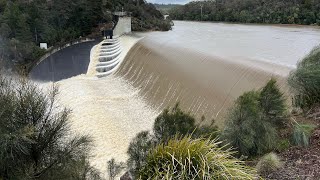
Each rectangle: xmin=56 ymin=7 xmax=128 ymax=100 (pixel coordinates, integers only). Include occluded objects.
xmin=256 ymin=152 xmax=282 ymax=177
xmin=0 ymin=76 xmax=100 ymax=179
xmin=260 ymin=78 xmax=287 ymax=127
xmin=139 ymin=136 xmax=257 ymax=179
xmin=127 ymin=131 xmax=154 ymax=176
xmin=223 ymin=79 xmax=287 ymax=157
xmin=288 ymin=46 xmax=320 ymax=111
xmin=127 ymin=104 xmax=218 ymax=176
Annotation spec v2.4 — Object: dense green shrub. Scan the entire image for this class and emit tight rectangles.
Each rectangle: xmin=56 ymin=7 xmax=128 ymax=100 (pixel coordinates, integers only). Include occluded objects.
xmin=127 ymin=131 xmax=154 ymax=176
xmin=288 ymin=46 xmax=320 ymax=111
xmin=127 ymin=103 xmax=218 ymax=177
xmin=292 ymin=122 xmax=316 ymax=147
xmin=153 ymin=103 xmax=196 ymax=142
xmin=223 ymin=79 xmax=287 ymax=156
xmin=256 ymin=152 xmax=282 ymax=177
xmin=139 ymin=136 xmax=257 ymax=179
xmin=223 ymin=91 xmax=278 ymax=156
xmin=0 ymin=76 xmax=100 ymax=179
xmin=260 ymin=78 xmax=287 ymax=127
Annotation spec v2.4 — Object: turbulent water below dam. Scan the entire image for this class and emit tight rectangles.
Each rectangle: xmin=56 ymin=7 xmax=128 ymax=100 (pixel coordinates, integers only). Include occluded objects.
xmin=30 ymin=21 xmax=320 ymax=177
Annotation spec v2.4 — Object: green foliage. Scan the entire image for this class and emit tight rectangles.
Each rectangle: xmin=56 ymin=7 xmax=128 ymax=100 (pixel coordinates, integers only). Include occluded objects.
xmin=223 ymin=79 xmax=287 ymax=156
xmin=154 ymin=103 xmax=196 ymax=142
xmin=260 ymin=78 xmax=287 ymax=127
xmin=127 ymin=131 xmax=154 ymax=176
xmin=0 ymin=75 xmax=101 ymax=179
xmin=169 ymin=0 xmax=320 ymax=26
xmin=153 ymin=3 xmax=181 ymax=15
xmin=276 ymin=139 xmax=291 ymax=152
xmin=107 ymin=158 xmax=125 ymax=180
xmin=288 ymin=46 xmax=320 ymax=111
xmin=139 ymin=136 xmax=257 ymax=179
xmin=127 ymin=103 xmax=218 ymax=177
xmin=292 ymin=123 xmax=316 ymax=147
xmin=0 ymin=0 xmax=171 ymax=71
xmin=223 ymin=91 xmax=278 ymax=156
xmin=256 ymin=152 xmax=282 ymax=177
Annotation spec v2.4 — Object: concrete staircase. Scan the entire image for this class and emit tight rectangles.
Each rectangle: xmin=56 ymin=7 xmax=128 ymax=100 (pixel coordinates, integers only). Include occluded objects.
xmin=95 ymin=37 xmax=122 ymax=77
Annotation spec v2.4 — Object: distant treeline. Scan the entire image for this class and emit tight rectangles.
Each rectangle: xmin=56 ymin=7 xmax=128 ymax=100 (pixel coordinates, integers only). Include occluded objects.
xmin=153 ymin=3 xmax=182 ymax=14
xmin=169 ymin=0 xmax=320 ymax=25
xmin=0 ymin=0 xmax=170 ymax=73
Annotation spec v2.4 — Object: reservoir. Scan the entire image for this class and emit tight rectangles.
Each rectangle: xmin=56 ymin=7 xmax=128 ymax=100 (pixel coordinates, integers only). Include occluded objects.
xmin=116 ymin=21 xmax=320 ymax=123
xmin=31 ymin=21 xmax=320 ymax=177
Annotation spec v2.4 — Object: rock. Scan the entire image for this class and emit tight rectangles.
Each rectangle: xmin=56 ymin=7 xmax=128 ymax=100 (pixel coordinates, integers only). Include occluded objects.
xmin=120 ymin=171 xmax=133 ymax=180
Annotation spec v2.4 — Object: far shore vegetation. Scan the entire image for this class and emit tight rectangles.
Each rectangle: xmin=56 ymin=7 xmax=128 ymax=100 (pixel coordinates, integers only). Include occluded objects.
xmin=1 ymin=0 xmax=320 ymax=178
xmin=169 ymin=0 xmax=320 ymax=26
xmin=0 ymin=0 xmax=171 ymax=75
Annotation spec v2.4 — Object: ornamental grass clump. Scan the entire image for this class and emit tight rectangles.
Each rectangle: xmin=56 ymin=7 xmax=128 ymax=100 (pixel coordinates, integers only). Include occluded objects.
xmin=139 ymin=136 xmax=257 ymax=180
xmin=292 ymin=122 xmax=316 ymax=147
xmin=256 ymin=152 xmax=283 ymax=177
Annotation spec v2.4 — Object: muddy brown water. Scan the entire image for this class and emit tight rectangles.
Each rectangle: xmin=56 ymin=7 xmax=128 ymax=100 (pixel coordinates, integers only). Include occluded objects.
xmin=116 ymin=21 xmax=320 ymax=126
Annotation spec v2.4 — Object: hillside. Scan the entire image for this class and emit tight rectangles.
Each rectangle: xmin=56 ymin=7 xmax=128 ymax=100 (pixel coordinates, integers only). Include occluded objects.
xmin=0 ymin=0 xmax=171 ymax=73
xmin=169 ymin=0 xmax=320 ymax=25
xmin=153 ymin=3 xmax=182 ymax=14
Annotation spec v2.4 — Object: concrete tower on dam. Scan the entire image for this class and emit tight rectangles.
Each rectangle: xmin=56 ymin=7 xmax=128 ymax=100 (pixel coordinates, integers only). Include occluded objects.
xmin=88 ymin=11 xmax=136 ymax=78
xmin=112 ymin=11 xmax=132 ymax=36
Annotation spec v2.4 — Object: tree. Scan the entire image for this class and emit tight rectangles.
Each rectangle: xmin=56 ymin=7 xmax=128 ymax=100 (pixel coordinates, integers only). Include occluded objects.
xmin=107 ymin=158 xmax=125 ymax=180
xmin=127 ymin=131 xmax=153 ymax=176
xmin=259 ymin=78 xmax=287 ymax=127
xmin=153 ymin=103 xmax=196 ymax=142
xmin=223 ymin=78 xmax=287 ymax=157
xmin=0 ymin=75 xmax=101 ymax=179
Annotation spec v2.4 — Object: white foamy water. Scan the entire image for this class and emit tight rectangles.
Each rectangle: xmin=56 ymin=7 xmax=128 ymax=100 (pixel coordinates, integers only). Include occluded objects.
xmin=30 ymin=22 xmax=320 ymax=178
xmin=46 ymin=75 xmax=158 ymax=178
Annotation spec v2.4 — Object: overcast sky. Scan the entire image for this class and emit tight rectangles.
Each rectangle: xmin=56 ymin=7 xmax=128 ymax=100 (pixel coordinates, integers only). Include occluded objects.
xmin=147 ymin=0 xmax=191 ymax=4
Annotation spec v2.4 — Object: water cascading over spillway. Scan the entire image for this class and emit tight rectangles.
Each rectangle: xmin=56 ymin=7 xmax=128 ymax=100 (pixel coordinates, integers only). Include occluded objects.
xmin=95 ymin=37 xmax=123 ymax=77
xmin=115 ymin=38 xmax=291 ymax=126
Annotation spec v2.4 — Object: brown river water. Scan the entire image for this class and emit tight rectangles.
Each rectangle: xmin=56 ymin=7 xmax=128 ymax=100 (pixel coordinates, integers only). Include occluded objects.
xmin=116 ymin=21 xmax=320 ymax=126
xmin=34 ymin=21 xmax=320 ymax=177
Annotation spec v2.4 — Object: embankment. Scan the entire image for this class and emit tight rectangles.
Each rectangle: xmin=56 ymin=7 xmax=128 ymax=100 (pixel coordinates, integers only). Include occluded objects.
xmin=115 ymin=38 xmax=292 ymax=126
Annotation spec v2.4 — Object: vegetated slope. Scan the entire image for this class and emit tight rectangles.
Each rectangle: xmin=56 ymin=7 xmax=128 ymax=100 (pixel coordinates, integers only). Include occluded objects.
xmin=153 ymin=3 xmax=182 ymax=14
xmin=0 ymin=0 xmax=170 ymax=73
xmin=169 ymin=0 xmax=320 ymax=25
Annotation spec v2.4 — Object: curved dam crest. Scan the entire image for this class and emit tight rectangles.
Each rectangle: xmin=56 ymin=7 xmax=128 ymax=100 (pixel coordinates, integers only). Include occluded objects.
xmin=115 ymin=39 xmax=291 ymax=126
xmin=29 ymin=21 xmax=320 ymax=178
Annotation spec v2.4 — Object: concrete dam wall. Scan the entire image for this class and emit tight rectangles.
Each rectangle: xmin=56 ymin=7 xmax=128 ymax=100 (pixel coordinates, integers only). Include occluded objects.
xmin=115 ymin=38 xmax=291 ymax=126
xmin=113 ymin=17 xmax=132 ymax=36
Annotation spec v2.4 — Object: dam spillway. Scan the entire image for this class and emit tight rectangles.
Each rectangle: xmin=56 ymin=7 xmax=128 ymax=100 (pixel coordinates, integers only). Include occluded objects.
xmin=114 ymin=21 xmax=320 ymax=125
xmin=29 ymin=21 xmax=320 ymax=177
xmin=115 ymin=39 xmax=291 ymax=126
